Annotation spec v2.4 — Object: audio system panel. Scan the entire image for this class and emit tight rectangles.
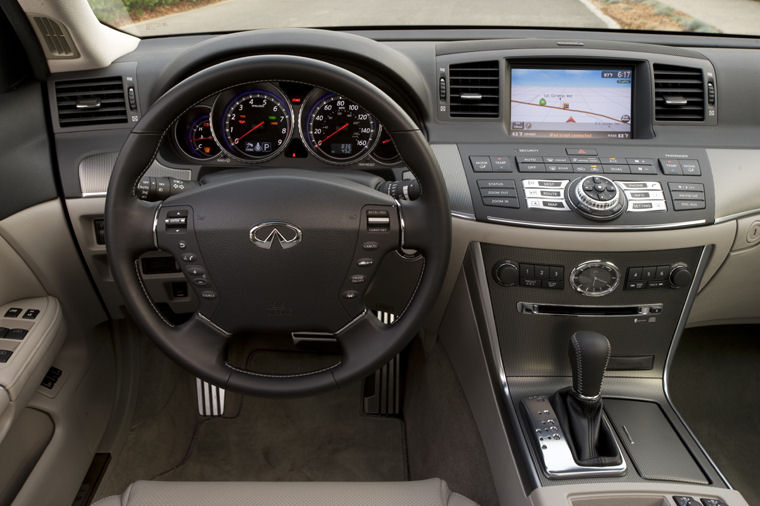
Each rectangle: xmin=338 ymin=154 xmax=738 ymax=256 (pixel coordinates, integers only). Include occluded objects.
xmin=459 ymin=144 xmax=714 ymax=230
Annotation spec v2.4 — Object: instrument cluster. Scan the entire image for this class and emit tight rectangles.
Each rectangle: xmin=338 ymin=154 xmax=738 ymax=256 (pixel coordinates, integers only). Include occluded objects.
xmin=171 ymin=82 xmax=401 ymax=166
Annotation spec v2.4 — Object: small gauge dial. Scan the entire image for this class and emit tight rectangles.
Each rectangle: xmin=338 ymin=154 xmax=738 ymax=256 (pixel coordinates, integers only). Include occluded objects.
xmin=569 ymin=260 xmax=620 ymax=297
xmin=174 ymin=106 xmax=220 ymax=160
xmin=371 ymin=129 xmax=401 ymax=165
xmin=220 ymin=89 xmax=291 ymax=161
xmin=302 ymin=94 xmax=378 ymax=164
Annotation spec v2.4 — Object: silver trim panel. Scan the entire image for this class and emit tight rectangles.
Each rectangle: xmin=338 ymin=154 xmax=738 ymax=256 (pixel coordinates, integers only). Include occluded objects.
xmin=522 ymin=395 xmax=627 ymax=478
xmin=517 ymin=302 xmax=664 ymax=317
xmin=486 ymin=215 xmax=706 ymax=231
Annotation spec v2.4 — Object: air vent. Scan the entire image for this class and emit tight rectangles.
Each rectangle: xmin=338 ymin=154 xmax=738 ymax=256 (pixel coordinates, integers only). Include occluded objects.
xmin=31 ymin=16 xmax=78 ymax=59
xmin=449 ymin=61 xmax=500 ymax=118
xmin=55 ymin=77 xmax=128 ymax=128
xmin=653 ymin=64 xmax=705 ymax=121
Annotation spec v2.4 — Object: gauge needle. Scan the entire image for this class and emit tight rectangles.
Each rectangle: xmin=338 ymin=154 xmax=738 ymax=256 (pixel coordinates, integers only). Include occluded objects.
xmin=317 ymin=123 xmax=349 ymax=146
xmin=233 ymin=121 xmax=265 ymax=145
xmin=382 ymin=138 xmax=392 ymax=144
xmin=191 ymin=136 xmax=213 ymax=142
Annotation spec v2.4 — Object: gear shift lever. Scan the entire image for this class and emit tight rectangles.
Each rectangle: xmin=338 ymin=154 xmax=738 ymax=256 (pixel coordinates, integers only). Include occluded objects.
xmin=550 ymin=331 xmax=622 ymax=467
xmin=568 ymin=331 xmax=611 ymax=401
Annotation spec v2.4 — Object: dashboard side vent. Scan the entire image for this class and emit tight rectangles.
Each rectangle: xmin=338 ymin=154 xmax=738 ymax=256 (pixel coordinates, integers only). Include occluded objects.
xmin=449 ymin=61 xmax=500 ymax=118
xmin=653 ymin=64 xmax=705 ymax=121
xmin=31 ymin=16 xmax=79 ymax=59
xmin=55 ymin=76 xmax=128 ymax=128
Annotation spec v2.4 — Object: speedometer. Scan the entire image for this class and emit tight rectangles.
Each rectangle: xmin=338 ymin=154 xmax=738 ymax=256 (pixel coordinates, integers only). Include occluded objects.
xmin=218 ymin=88 xmax=292 ymax=161
xmin=301 ymin=94 xmax=379 ymax=164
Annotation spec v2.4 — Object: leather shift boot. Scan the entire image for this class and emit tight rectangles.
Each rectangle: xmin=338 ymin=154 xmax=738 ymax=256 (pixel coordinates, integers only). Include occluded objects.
xmin=550 ymin=387 xmax=622 ymax=467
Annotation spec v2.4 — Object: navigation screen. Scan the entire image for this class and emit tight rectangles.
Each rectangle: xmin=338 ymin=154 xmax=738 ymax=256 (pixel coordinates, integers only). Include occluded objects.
xmin=509 ymin=67 xmax=633 ymax=139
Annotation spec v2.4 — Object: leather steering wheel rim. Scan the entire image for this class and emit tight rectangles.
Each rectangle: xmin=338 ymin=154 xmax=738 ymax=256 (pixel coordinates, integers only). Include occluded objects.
xmin=105 ymin=54 xmax=451 ymax=396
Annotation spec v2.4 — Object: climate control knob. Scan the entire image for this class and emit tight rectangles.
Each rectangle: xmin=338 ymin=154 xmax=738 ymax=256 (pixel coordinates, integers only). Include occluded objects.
xmin=567 ymin=176 xmax=627 ymax=221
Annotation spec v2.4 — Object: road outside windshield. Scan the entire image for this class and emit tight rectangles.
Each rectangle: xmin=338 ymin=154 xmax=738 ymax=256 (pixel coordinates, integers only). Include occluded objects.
xmin=88 ymin=0 xmax=760 ymax=38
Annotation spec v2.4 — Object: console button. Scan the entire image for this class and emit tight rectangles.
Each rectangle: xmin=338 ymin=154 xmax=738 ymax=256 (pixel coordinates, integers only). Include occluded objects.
xmin=673 ymin=200 xmax=706 ymax=211
xmin=478 ymin=179 xmax=515 ymax=188
xmin=185 ymin=265 xmax=206 ymax=276
xmin=482 ymin=197 xmax=520 ymax=208
xmin=534 ymin=265 xmax=549 ymax=280
xmin=517 ymin=155 xmax=543 ymax=163
xmin=673 ymin=497 xmax=700 ymax=506
xmin=603 ymin=164 xmax=629 ymax=174
xmin=518 ymin=163 xmax=546 ymax=173
xmin=3 ymin=308 xmax=21 ymax=318
xmin=642 ymin=267 xmax=656 ymax=282
xmin=545 ymin=164 xmax=572 ymax=173
xmin=570 ymin=156 xmax=601 ymax=164
xmin=630 ymin=165 xmax=657 ymax=175
xmin=548 ymin=266 xmax=564 ymax=289
xmin=490 ymin=156 xmax=512 ymax=172
xmin=470 ymin=156 xmax=492 ymax=172
xmin=671 ymin=191 xmax=704 ymax=200
xmin=628 ymin=267 xmax=643 ymax=282
xmin=680 ymin=160 xmax=701 ymax=175
xmin=700 ymin=498 xmax=727 ymax=506
xmin=480 ymin=188 xmax=517 ymax=198
xmin=566 ymin=148 xmax=597 ymax=155
xmin=572 ymin=164 xmax=602 ymax=173
xmin=669 ymin=182 xmax=704 ymax=192
xmin=543 ymin=156 xmax=569 ymax=163
xmin=0 ymin=350 xmax=12 ymax=363
xmin=627 ymin=158 xmax=654 ymax=165
xmin=659 ymin=159 xmax=682 ymax=175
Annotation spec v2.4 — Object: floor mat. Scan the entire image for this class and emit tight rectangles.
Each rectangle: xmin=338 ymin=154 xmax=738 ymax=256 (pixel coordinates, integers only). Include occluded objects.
xmin=94 ymin=340 xmax=406 ymax=501
xmin=668 ymin=325 xmax=760 ymax=506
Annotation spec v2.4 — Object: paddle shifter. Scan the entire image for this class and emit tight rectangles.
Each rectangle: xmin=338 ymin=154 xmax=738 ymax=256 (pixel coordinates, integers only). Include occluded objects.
xmin=550 ymin=331 xmax=623 ymax=467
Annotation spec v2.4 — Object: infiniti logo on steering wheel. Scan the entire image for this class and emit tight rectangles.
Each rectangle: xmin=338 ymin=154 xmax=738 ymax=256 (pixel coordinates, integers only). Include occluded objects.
xmin=249 ymin=222 xmax=302 ymax=250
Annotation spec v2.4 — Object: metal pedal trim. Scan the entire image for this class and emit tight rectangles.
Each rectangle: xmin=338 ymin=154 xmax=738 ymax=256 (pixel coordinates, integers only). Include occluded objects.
xmin=196 ymin=378 xmax=225 ymax=416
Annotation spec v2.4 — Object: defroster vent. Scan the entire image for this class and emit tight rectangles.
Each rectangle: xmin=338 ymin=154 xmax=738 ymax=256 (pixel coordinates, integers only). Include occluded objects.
xmin=55 ymin=76 xmax=128 ymax=128
xmin=449 ymin=61 xmax=500 ymax=118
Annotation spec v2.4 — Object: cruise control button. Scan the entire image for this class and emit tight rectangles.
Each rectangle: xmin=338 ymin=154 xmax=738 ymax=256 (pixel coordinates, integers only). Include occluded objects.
xmin=342 ymin=290 xmax=359 ymax=300
xmin=181 ymin=253 xmax=197 ymax=262
xmin=362 ymin=241 xmax=380 ymax=250
xmin=200 ymin=290 xmax=217 ymax=299
xmin=357 ymin=258 xmax=374 ymax=267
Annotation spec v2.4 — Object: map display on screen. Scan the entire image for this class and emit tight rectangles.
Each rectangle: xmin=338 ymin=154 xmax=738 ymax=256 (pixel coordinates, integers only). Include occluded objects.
xmin=510 ymin=68 xmax=633 ymax=139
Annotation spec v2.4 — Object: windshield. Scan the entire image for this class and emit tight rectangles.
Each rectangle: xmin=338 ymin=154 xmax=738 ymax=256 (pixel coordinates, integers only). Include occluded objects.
xmin=88 ymin=0 xmax=759 ymax=38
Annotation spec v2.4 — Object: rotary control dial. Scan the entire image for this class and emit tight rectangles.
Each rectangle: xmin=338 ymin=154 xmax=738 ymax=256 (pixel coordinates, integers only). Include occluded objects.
xmin=567 ymin=176 xmax=627 ymax=221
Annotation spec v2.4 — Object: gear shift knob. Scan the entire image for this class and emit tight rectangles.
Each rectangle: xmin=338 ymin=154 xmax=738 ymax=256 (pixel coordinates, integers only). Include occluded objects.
xmin=568 ymin=331 xmax=611 ymax=401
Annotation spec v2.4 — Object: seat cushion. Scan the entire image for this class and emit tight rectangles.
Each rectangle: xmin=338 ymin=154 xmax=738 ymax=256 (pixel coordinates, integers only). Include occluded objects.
xmin=93 ymin=478 xmax=478 ymax=506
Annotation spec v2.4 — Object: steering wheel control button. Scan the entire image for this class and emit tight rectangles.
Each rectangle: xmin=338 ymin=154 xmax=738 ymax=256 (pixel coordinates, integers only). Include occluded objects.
xmin=185 ymin=265 xmax=206 ymax=276
xmin=181 ymin=253 xmax=197 ymax=263
xmin=200 ymin=290 xmax=217 ymax=300
xmin=178 ymin=241 xmax=187 ymax=250
xmin=193 ymin=278 xmax=210 ymax=287
xmin=342 ymin=290 xmax=359 ymax=300
xmin=350 ymin=275 xmax=366 ymax=284
xmin=362 ymin=241 xmax=379 ymax=250
xmin=3 ymin=308 xmax=22 ymax=318
xmin=366 ymin=209 xmax=391 ymax=232
xmin=357 ymin=258 xmax=374 ymax=267
xmin=22 ymin=309 xmax=40 ymax=319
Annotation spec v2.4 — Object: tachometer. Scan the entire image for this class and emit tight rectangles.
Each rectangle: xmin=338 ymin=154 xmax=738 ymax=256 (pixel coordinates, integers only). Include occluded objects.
xmin=218 ymin=88 xmax=292 ymax=161
xmin=301 ymin=93 xmax=378 ymax=164
xmin=370 ymin=129 xmax=401 ymax=165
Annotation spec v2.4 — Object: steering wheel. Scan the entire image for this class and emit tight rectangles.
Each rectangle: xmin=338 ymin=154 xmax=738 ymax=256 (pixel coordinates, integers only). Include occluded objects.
xmin=105 ymin=55 xmax=451 ymax=396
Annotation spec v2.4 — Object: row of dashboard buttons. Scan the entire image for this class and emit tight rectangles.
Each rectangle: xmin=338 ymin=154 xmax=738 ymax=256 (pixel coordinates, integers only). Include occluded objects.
xmin=478 ymin=179 xmax=520 ymax=208
xmin=626 ymin=265 xmax=671 ymax=289
xmin=520 ymin=263 xmax=564 ymax=290
xmin=668 ymin=182 xmax=706 ymax=211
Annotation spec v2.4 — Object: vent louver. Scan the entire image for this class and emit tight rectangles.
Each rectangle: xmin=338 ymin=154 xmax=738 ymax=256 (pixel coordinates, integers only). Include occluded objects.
xmin=55 ymin=77 xmax=128 ymax=128
xmin=653 ymin=64 xmax=705 ymax=121
xmin=32 ymin=16 xmax=78 ymax=58
xmin=449 ymin=61 xmax=500 ymax=118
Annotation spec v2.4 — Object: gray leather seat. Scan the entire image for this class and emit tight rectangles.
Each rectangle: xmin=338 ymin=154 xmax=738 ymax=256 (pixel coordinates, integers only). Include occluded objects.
xmin=93 ymin=478 xmax=478 ymax=506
